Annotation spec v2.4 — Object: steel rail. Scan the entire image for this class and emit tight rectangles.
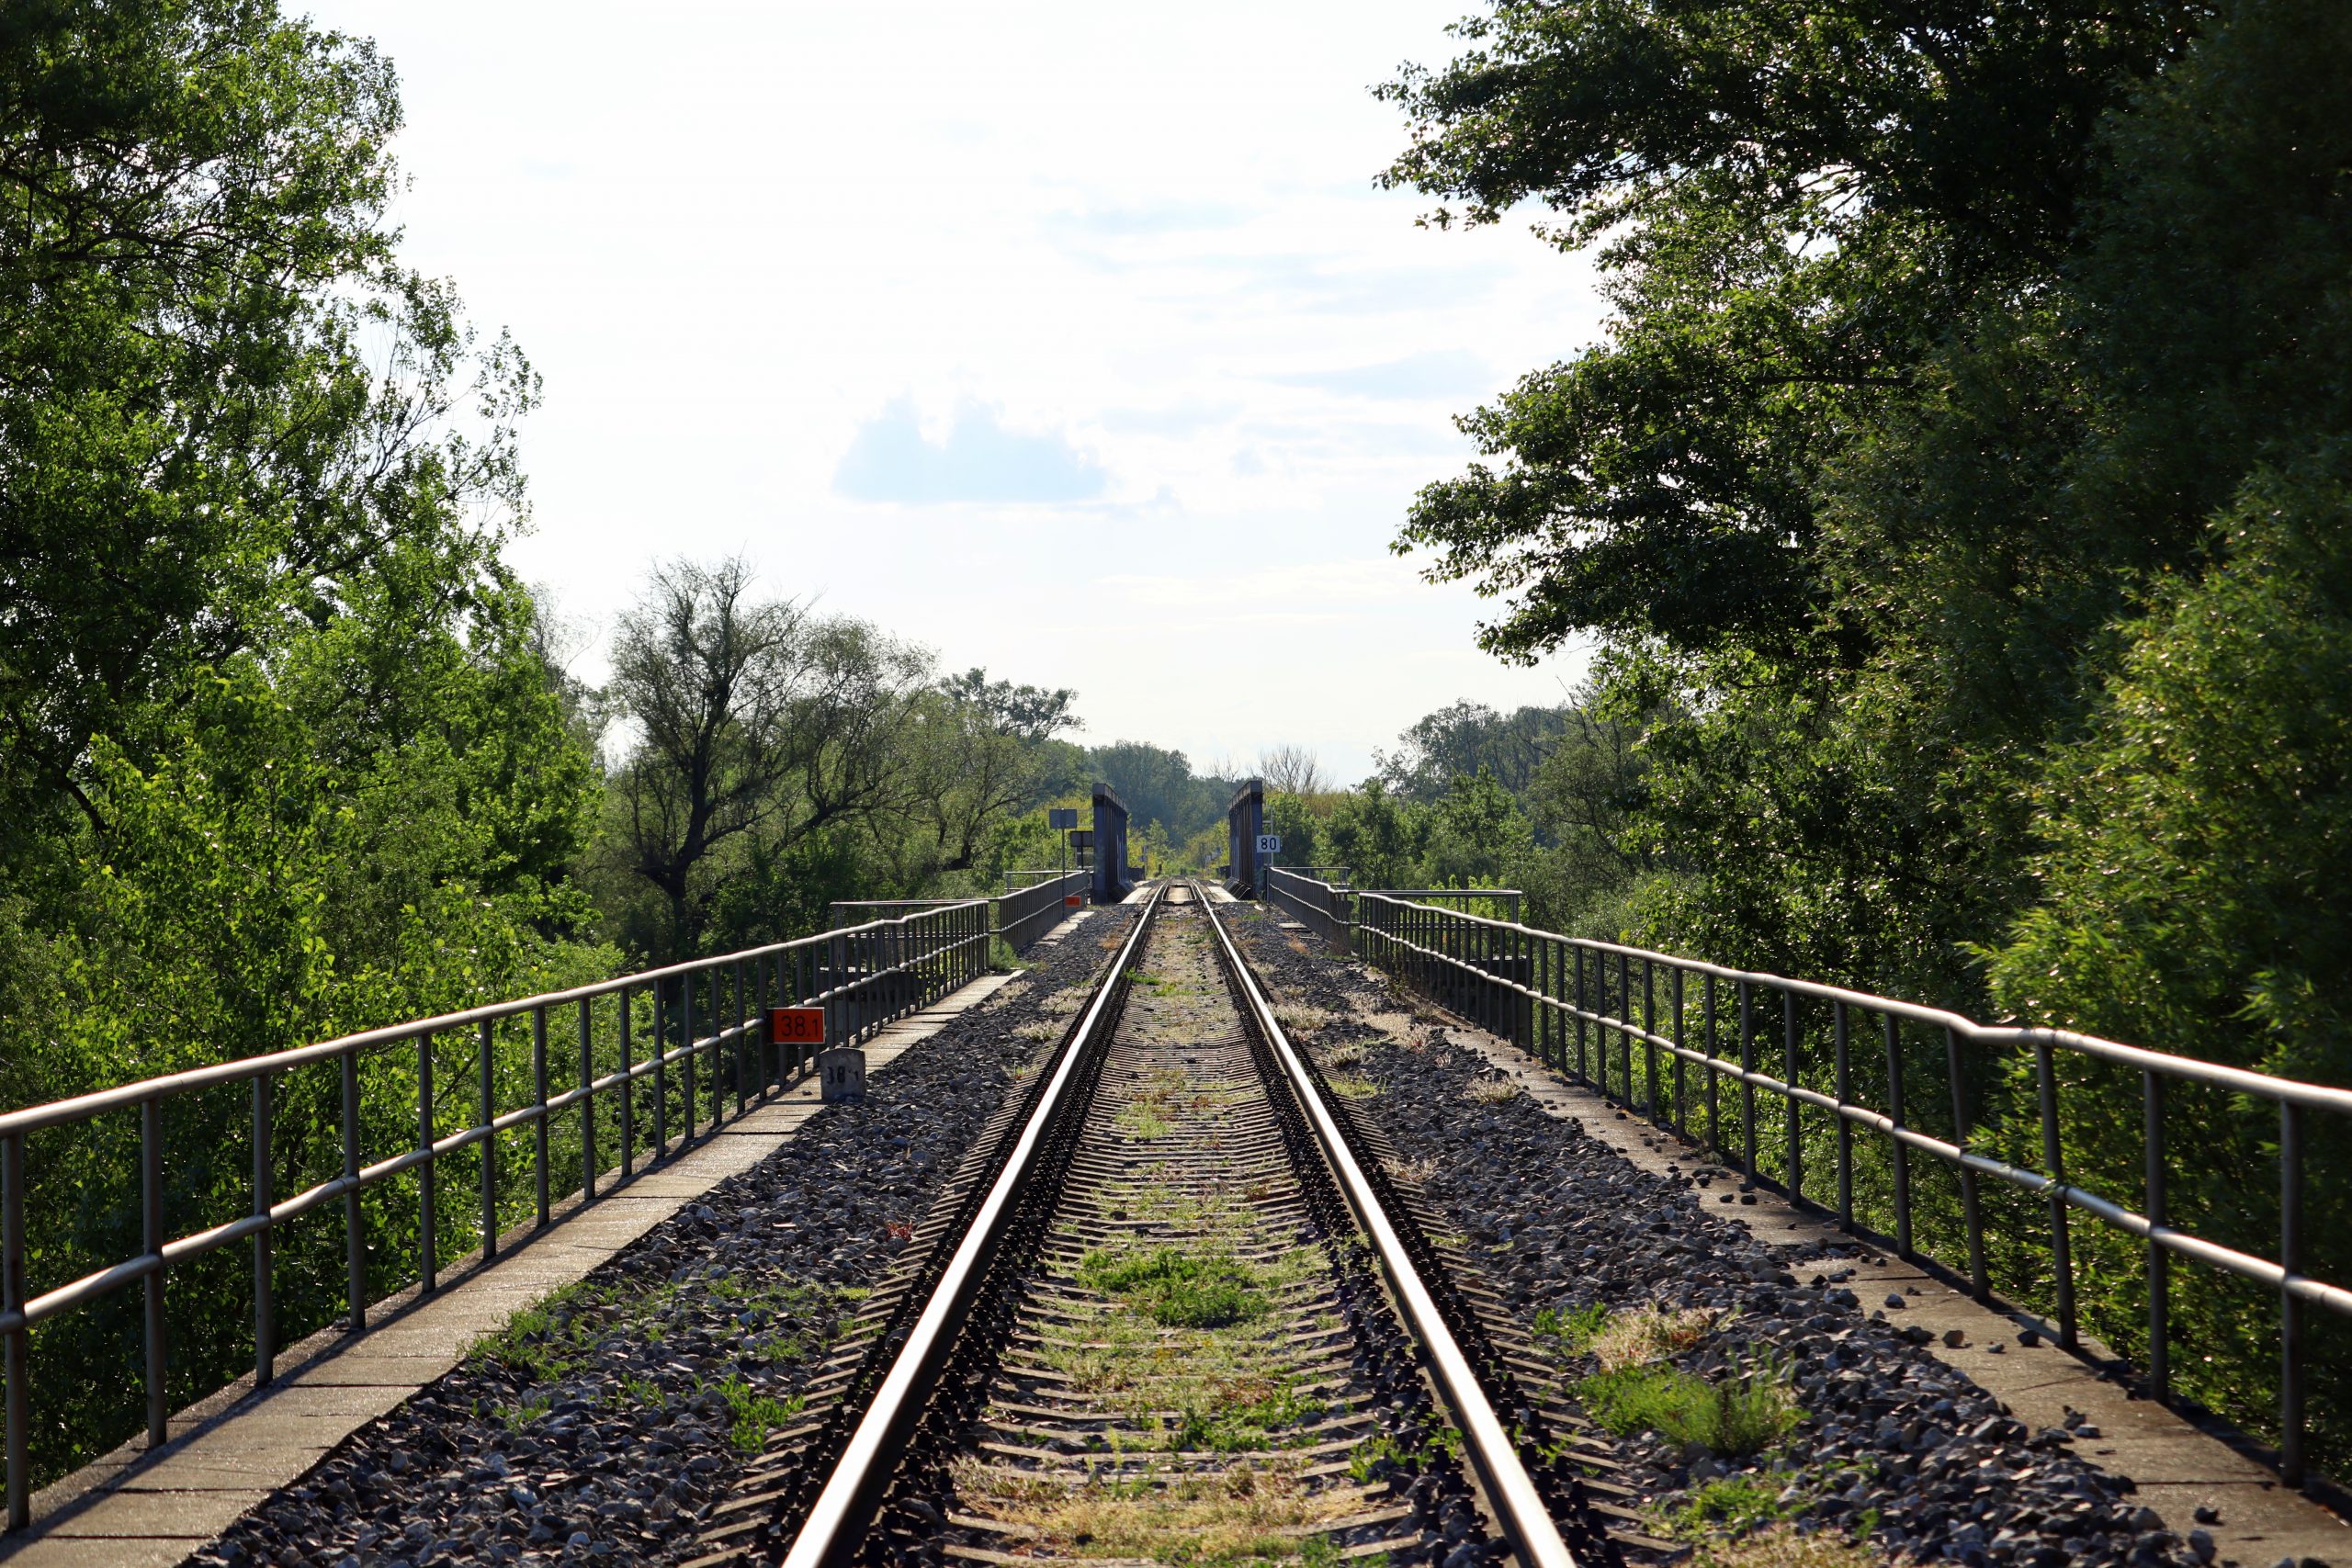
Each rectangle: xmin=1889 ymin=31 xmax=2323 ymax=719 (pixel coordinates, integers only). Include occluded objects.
xmin=778 ymin=885 xmax=1167 ymax=1568
xmin=1195 ymin=884 xmax=1584 ymax=1568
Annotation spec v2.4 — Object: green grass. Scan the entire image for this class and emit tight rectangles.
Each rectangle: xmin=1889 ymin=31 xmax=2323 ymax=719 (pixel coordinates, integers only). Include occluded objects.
xmin=1115 ymin=1100 xmax=1173 ymax=1139
xmin=470 ymin=1280 xmax=624 ymax=1382
xmin=498 ymin=1393 xmax=552 ymax=1431
xmin=1080 ymin=1247 xmax=1269 ymax=1328
xmin=1658 ymin=1472 xmax=1798 ymax=1540
xmin=709 ymin=1374 xmax=808 ymax=1451
xmin=1533 ymin=1301 xmax=1611 ymax=1357
xmin=1344 ymin=1417 xmax=1460 ymax=1483
xmin=1576 ymin=1359 xmax=1798 ymax=1455
xmin=1169 ymin=1376 xmax=1328 ymax=1452
xmin=474 ymin=1272 xmax=850 ymax=1432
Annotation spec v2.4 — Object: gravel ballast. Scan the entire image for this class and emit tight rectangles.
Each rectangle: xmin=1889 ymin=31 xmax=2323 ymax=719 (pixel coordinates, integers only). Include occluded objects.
xmin=1227 ymin=907 xmax=2249 ymax=1568
xmin=193 ymin=912 xmax=1133 ymax=1568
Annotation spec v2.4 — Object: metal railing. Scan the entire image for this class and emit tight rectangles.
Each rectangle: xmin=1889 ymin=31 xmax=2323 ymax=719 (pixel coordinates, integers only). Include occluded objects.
xmin=1344 ymin=885 xmax=2352 ymax=1485
xmin=995 ymin=871 xmax=1090 ymax=953
xmin=1264 ymin=865 xmax=1355 ymax=954
xmin=0 ymin=901 xmax=991 ymax=1526
xmin=1261 ymin=869 xmax=1523 ymax=959
xmin=1364 ymin=886 xmax=1522 ymax=921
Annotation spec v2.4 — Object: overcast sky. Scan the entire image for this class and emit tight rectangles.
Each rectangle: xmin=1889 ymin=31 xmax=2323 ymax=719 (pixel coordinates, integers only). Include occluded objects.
xmin=306 ymin=0 xmax=1608 ymax=782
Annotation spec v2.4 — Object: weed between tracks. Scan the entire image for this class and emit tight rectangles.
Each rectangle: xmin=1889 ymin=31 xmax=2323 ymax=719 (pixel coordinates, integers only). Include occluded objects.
xmin=1114 ymin=1065 xmax=1247 ymax=1141
xmin=1079 ymin=1247 xmax=1270 ymax=1329
xmin=952 ymin=1458 xmax=1373 ymax=1564
xmin=961 ymin=907 xmax=1382 ymax=1566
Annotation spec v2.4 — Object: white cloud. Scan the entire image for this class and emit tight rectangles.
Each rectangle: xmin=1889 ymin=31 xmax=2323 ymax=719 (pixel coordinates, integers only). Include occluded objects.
xmin=834 ymin=399 xmax=1105 ymax=504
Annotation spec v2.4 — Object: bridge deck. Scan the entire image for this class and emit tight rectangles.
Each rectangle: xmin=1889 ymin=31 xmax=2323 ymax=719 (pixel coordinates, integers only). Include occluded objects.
xmin=0 ymin=966 xmax=1034 ymax=1568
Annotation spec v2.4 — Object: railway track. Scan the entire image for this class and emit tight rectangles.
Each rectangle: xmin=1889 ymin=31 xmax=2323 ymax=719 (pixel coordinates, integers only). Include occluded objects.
xmin=686 ymin=883 xmax=1619 ymax=1567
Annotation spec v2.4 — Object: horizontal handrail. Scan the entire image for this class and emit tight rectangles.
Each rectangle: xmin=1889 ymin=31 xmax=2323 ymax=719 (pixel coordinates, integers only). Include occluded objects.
xmin=996 ymin=869 xmax=1089 ymax=954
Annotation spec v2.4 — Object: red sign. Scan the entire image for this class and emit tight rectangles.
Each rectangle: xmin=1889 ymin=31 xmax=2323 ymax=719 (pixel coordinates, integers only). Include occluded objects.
xmin=768 ymin=1007 xmax=826 ymax=1046
xmin=1064 ymin=894 xmax=1083 ymax=907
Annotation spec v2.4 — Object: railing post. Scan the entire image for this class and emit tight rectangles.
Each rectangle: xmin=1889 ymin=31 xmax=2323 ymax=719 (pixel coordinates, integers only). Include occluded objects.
xmin=1947 ymin=1026 xmax=1990 ymax=1301
xmin=141 ymin=1097 xmax=165 ymax=1450
xmin=1574 ymin=947 xmax=1587 ymax=1084
xmin=418 ymin=1036 xmax=436 ymax=1295
xmin=1540 ymin=938 xmax=1555 ymax=1069
xmin=1704 ymin=974 xmax=1721 ymax=1157
xmin=1671 ymin=967 xmax=1687 ymax=1138
xmin=1783 ymin=990 xmax=1803 ymax=1205
xmin=2035 ymin=1040 xmax=2076 ymax=1349
xmin=2143 ymin=1070 xmax=2167 ymax=1398
xmin=1885 ymin=1013 xmax=1913 ymax=1258
xmin=1617 ymin=952 xmax=1632 ymax=1103
xmin=828 ymin=932 xmax=848 ymax=1070
xmin=682 ymin=969 xmax=697 ymax=1145
xmin=1834 ymin=1001 xmax=1852 ymax=1232
xmin=533 ymin=1006 xmax=550 ymax=1228
xmin=651 ymin=982 xmax=667 ymax=1158
xmin=760 ymin=953 xmax=776 ymax=1096
xmin=580 ymin=997 xmax=598 ymax=1201
xmin=478 ymin=1019 xmax=497 ymax=1261
xmin=253 ymin=1074 xmax=275 ymax=1388
xmin=342 ymin=1053 xmax=365 ymax=1330
xmin=1517 ymin=926 xmax=1531 ymax=1049
xmin=735 ymin=957 xmax=749 ymax=1119
xmin=2281 ymin=1101 xmax=2306 ymax=1486
xmin=621 ymin=983 xmax=638 ymax=1177
xmin=5 ymin=1130 xmax=29 ymax=1531
xmin=712 ymin=959 xmax=726 ymax=1123
xmin=1642 ymin=958 xmax=1658 ymax=1122
xmin=1739 ymin=981 xmax=1758 ymax=1185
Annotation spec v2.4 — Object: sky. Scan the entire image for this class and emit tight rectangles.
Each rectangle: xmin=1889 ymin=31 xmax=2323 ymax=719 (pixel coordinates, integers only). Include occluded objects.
xmin=303 ymin=0 xmax=1609 ymax=783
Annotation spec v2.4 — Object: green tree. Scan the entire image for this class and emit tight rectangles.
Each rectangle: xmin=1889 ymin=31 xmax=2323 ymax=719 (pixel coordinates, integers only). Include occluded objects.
xmin=602 ymin=558 xmax=931 ymax=957
xmin=1384 ymin=0 xmax=2352 ymax=1469
xmin=1088 ymin=740 xmax=1233 ymax=841
xmin=1379 ymin=0 xmax=2197 ymax=665
xmin=1419 ymin=769 xmax=1533 ymax=888
xmin=0 ymin=2 xmax=604 ymax=1483
xmin=1322 ymin=783 xmax=1427 ymax=891
xmin=913 ymin=670 xmax=1080 ymax=874
xmin=1376 ymin=701 xmax=1568 ymax=804
xmin=0 ymin=0 xmax=534 ymax=862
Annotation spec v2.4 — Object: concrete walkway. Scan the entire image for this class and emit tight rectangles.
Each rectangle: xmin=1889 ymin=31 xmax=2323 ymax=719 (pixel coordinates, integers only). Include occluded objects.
xmin=1279 ymin=939 xmax=2350 ymax=1568
xmin=0 ymin=968 xmax=1029 ymax=1568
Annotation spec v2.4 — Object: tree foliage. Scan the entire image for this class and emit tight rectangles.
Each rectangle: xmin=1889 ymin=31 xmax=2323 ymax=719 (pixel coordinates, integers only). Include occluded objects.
xmin=1385 ymin=0 xmax=2352 ymax=1462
